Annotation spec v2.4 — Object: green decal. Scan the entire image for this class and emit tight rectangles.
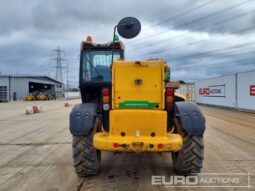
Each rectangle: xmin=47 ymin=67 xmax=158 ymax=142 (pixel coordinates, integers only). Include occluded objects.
xmin=119 ymin=100 xmax=159 ymax=108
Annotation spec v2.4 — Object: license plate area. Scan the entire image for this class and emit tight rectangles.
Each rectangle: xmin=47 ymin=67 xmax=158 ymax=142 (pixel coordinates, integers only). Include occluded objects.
xmin=132 ymin=142 xmax=144 ymax=152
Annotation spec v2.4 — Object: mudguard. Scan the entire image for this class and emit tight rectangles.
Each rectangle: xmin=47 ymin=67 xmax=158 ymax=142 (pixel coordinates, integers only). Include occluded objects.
xmin=70 ymin=103 xmax=97 ymax=136
xmin=174 ymin=102 xmax=206 ymax=135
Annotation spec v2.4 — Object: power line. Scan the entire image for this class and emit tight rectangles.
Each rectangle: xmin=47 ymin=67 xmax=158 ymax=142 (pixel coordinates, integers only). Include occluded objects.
xmin=145 ymin=42 xmax=255 ymax=73
xmin=168 ymin=41 xmax=255 ymax=61
xmin=30 ymin=58 xmax=52 ymax=74
xmin=171 ymin=57 xmax=255 ymax=71
xmin=132 ymin=26 xmax=255 ymax=58
xmin=128 ymin=10 xmax=255 ymax=61
xmin=138 ymin=42 xmax=255 ymax=64
xmin=170 ymin=57 xmax=255 ymax=81
xmin=127 ymin=0 xmax=255 ymax=48
xmin=141 ymin=1 xmax=183 ymax=22
xmin=169 ymin=47 xmax=255 ymax=65
xmin=130 ymin=0 xmax=215 ymax=38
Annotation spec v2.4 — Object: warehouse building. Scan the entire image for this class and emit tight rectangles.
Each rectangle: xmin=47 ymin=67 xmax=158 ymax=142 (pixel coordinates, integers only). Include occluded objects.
xmin=0 ymin=75 xmax=63 ymax=102
xmin=195 ymin=70 xmax=255 ymax=111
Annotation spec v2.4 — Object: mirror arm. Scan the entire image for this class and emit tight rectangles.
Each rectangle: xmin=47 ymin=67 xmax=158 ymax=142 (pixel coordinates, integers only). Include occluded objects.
xmin=111 ymin=25 xmax=118 ymax=66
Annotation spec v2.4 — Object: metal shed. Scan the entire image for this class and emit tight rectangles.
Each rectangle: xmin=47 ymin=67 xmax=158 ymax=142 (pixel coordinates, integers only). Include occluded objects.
xmin=0 ymin=75 xmax=63 ymax=101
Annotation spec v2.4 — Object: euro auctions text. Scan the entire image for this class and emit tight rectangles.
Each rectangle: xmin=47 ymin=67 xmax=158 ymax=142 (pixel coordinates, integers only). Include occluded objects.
xmin=152 ymin=173 xmax=252 ymax=188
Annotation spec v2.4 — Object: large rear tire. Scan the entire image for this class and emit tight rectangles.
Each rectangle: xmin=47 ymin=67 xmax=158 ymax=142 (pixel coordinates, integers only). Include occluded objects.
xmin=172 ymin=118 xmax=204 ymax=175
xmin=72 ymin=118 xmax=101 ymax=177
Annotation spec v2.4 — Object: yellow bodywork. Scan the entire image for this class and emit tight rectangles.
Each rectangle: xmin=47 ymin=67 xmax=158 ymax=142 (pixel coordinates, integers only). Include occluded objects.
xmin=93 ymin=59 xmax=183 ymax=152
xmin=37 ymin=94 xmax=47 ymax=101
xmin=112 ymin=60 xmax=165 ymax=109
xmin=175 ymin=92 xmax=186 ymax=101
xmin=94 ymin=109 xmax=182 ymax=152
xmin=25 ymin=94 xmax=34 ymax=101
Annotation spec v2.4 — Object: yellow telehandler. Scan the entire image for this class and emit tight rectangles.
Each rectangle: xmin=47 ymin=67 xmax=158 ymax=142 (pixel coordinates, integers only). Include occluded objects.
xmin=70 ymin=17 xmax=205 ymax=176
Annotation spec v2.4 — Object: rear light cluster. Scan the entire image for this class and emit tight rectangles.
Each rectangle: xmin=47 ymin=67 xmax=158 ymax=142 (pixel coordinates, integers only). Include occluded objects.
xmin=165 ymin=87 xmax=174 ymax=111
xmin=102 ymin=88 xmax=110 ymax=110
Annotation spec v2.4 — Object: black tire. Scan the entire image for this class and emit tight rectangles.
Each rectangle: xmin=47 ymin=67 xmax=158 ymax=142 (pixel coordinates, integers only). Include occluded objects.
xmin=72 ymin=118 xmax=101 ymax=177
xmin=172 ymin=118 xmax=204 ymax=175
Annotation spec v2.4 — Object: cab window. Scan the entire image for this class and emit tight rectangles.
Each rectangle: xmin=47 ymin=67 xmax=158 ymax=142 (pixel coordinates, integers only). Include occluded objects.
xmin=82 ymin=50 xmax=121 ymax=81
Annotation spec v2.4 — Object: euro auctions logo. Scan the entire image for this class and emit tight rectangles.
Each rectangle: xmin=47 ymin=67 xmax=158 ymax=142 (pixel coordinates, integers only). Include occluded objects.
xmin=151 ymin=173 xmax=252 ymax=188
xmin=199 ymin=88 xmax=210 ymax=95
xmin=250 ymin=85 xmax=255 ymax=96
xmin=199 ymin=85 xmax=225 ymax=97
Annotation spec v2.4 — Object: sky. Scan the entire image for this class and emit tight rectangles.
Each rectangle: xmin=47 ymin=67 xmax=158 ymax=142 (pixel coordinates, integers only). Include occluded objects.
xmin=0 ymin=0 xmax=255 ymax=87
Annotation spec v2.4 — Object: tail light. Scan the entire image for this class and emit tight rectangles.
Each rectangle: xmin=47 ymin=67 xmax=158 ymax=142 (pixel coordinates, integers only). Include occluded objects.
xmin=165 ymin=87 xmax=174 ymax=111
xmin=103 ymin=96 xmax=110 ymax=103
xmin=157 ymin=143 xmax=163 ymax=149
xmin=166 ymin=88 xmax=174 ymax=96
xmin=102 ymin=88 xmax=110 ymax=96
xmin=102 ymin=88 xmax=110 ymax=110
xmin=166 ymin=96 xmax=173 ymax=102
xmin=113 ymin=143 xmax=119 ymax=148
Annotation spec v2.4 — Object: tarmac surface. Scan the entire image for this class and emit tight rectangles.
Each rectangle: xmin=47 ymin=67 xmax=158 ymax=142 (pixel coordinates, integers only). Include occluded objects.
xmin=0 ymin=100 xmax=254 ymax=191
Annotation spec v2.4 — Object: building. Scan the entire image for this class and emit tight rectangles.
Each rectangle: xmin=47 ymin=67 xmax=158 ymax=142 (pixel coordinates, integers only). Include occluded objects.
xmin=0 ymin=75 xmax=63 ymax=101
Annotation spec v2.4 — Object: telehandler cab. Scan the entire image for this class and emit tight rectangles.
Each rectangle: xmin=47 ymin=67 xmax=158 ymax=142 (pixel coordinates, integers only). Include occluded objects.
xmin=70 ymin=17 xmax=206 ymax=176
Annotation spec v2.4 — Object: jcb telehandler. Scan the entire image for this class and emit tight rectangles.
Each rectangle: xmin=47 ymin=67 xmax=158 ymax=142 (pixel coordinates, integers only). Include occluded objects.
xmin=70 ymin=17 xmax=205 ymax=176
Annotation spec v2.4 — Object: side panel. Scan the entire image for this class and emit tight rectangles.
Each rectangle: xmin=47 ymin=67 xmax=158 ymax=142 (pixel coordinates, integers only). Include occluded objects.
xmin=70 ymin=103 xmax=97 ymax=136
xmin=175 ymin=102 xmax=206 ymax=135
xmin=237 ymin=71 xmax=255 ymax=110
xmin=10 ymin=78 xmax=29 ymax=100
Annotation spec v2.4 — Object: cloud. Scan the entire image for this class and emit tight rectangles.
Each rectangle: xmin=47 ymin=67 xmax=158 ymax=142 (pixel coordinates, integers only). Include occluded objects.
xmin=0 ymin=0 xmax=255 ymax=86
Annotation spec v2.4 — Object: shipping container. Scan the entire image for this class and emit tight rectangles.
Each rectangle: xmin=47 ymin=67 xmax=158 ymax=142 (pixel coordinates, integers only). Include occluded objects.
xmin=237 ymin=70 xmax=255 ymax=110
xmin=176 ymin=83 xmax=195 ymax=101
xmin=195 ymin=75 xmax=236 ymax=108
xmin=195 ymin=70 xmax=255 ymax=111
xmin=64 ymin=92 xmax=81 ymax=100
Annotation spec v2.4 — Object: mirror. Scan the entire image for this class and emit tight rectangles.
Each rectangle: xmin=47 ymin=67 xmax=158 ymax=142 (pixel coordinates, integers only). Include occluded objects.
xmin=117 ymin=17 xmax=141 ymax=39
